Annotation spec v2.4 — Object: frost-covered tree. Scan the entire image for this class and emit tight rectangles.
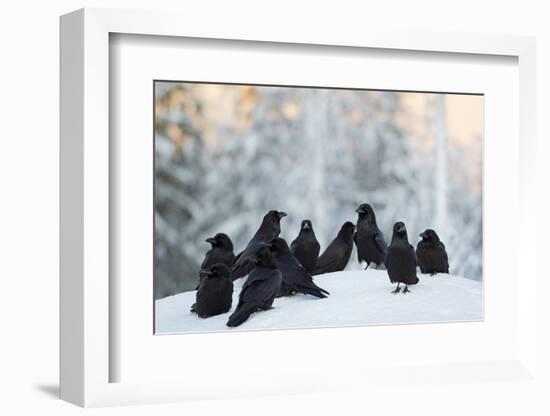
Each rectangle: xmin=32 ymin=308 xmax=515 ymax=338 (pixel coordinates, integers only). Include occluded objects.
xmin=154 ymin=85 xmax=211 ymax=297
xmin=432 ymin=94 xmax=449 ymax=237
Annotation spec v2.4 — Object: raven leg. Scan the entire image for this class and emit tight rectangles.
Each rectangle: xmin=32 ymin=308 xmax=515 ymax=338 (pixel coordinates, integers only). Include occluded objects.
xmin=364 ymin=262 xmax=370 ymax=270
xmin=402 ymin=286 xmax=410 ymax=294
xmin=391 ymin=283 xmax=401 ymax=294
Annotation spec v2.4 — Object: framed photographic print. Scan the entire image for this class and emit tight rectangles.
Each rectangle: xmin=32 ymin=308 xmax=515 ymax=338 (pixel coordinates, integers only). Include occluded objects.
xmin=60 ymin=8 xmax=537 ymax=407
xmin=153 ymin=81 xmax=484 ymax=335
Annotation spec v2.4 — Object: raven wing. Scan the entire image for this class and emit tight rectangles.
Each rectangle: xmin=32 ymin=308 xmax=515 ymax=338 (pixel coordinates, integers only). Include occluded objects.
xmin=240 ymin=269 xmax=281 ymax=303
xmin=232 ymin=249 xmax=244 ymax=266
xmin=313 ymin=241 xmax=342 ymax=274
xmin=277 ymin=254 xmax=309 ymax=285
xmin=231 ymin=239 xmax=265 ymax=279
xmin=353 ymin=231 xmax=361 ymax=262
xmin=289 ymin=237 xmax=299 ymax=253
xmin=374 ymin=230 xmax=388 ymax=256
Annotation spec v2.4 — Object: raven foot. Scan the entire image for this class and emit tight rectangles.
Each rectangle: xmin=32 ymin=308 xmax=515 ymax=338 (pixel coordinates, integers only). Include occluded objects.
xmin=402 ymin=286 xmax=410 ymax=294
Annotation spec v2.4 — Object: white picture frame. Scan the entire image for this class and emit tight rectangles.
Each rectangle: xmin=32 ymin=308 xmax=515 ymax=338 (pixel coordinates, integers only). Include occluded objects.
xmin=60 ymin=8 xmax=537 ymax=407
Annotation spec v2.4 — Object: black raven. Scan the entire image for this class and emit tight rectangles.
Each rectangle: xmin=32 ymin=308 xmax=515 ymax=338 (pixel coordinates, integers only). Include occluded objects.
xmin=226 ymin=245 xmax=282 ymax=327
xmin=354 ymin=203 xmax=387 ymax=269
xmin=230 ymin=210 xmax=287 ymax=280
xmin=416 ymin=229 xmax=449 ymax=275
xmin=312 ymin=222 xmax=355 ymax=276
xmin=201 ymin=233 xmax=235 ymax=271
xmin=290 ymin=219 xmax=321 ymax=273
xmin=192 ymin=264 xmax=234 ymax=318
xmin=386 ymin=222 xmax=419 ymax=294
xmin=270 ymin=237 xmax=329 ymax=298
xmin=190 ymin=233 xmax=236 ymax=313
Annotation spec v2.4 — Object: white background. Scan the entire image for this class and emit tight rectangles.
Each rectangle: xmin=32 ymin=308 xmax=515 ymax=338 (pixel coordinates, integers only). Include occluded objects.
xmin=1 ymin=1 xmax=548 ymax=415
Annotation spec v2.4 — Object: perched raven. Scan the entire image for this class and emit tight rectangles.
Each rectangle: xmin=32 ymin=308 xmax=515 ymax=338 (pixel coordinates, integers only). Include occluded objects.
xmin=226 ymin=245 xmax=282 ymax=327
xmin=312 ymin=222 xmax=355 ymax=276
xmin=354 ymin=203 xmax=387 ymax=269
xmin=230 ymin=210 xmax=287 ymax=280
xmin=190 ymin=233 xmax=235 ymax=312
xmin=192 ymin=264 xmax=234 ymax=318
xmin=290 ymin=219 xmax=320 ymax=273
xmin=416 ymin=229 xmax=449 ymax=275
xmin=386 ymin=222 xmax=419 ymax=294
xmin=270 ymin=237 xmax=329 ymax=299
xmin=201 ymin=233 xmax=235 ymax=271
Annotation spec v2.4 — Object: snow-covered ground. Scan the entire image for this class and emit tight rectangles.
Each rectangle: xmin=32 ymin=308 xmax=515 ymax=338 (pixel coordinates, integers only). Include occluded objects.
xmin=155 ymin=270 xmax=483 ymax=334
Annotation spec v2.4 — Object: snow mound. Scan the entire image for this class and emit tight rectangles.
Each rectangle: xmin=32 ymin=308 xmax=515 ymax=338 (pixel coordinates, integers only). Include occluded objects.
xmin=155 ymin=270 xmax=483 ymax=334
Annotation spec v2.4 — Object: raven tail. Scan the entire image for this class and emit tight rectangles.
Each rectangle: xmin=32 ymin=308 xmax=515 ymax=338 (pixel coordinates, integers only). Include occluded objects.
xmin=226 ymin=303 xmax=258 ymax=327
xmin=299 ymin=284 xmax=329 ymax=299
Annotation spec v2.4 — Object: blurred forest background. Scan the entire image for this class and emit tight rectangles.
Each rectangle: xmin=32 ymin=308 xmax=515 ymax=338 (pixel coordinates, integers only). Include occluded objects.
xmin=154 ymin=82 xmax=483 ymax=300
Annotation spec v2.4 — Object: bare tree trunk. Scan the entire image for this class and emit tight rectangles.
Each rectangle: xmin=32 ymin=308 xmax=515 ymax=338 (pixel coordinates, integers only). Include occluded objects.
xmin=305 ymin=89 xmax=329 ymax=244
xmin=433 ymin=94 xmax=448 ymax=238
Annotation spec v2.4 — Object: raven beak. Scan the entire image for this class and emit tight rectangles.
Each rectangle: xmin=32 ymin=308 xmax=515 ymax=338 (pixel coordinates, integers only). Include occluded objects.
xmin=303 ymin=222 xmax=311 ymax=230
xmin=397 ymin=225 xmax=406 ymax=234
xmin=419 ymin=232 xmax=426 ymax=238
xmin=199 ymin=269 xmax=214 ymax=278
xmin=205 ymin=237 xmax=216 ymax=244
xmin=278 ymin=211 xmax=287 ymax=219
xmin=355 ymin=207 xmax=365 ymax=214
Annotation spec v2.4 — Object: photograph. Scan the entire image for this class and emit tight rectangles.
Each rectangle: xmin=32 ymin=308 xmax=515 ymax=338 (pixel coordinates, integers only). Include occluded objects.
xmin=153 ymin=81 xmax=483 ymax=334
